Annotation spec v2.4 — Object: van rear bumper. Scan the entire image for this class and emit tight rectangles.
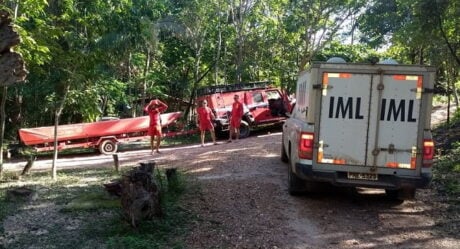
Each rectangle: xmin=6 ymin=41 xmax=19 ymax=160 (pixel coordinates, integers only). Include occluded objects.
xmin=295 ymin=163 xmax=431 ymax=189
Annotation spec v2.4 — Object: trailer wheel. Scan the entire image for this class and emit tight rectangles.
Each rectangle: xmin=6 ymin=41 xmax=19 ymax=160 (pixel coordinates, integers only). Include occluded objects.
xmin=239 ymin=120 xmax=250 ymax=138
xmin=99 ymin=140 xmax=118 ymax=155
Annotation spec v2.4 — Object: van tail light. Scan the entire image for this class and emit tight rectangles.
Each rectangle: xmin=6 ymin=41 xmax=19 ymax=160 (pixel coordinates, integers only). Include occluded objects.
xmin=299 ymin=132 xmax=314 ymax=159
xmin=422 ymin=139 xmax=434 ymax=168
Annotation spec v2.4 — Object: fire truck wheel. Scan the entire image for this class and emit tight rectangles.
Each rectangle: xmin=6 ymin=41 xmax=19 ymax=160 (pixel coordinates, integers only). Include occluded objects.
xmin=99 ymin=140 xmax=118 ymax=155
xmin=214 ymin=126 xmax=227 ymax=139
xmin=239 ymin=121 xmax=250 ymax=138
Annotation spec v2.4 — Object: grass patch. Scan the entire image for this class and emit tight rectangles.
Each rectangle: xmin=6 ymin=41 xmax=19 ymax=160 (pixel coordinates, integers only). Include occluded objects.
xmin=0 ymin=166 xmax=196 ymax=249
xmin=162 ymin=133 xmax=200 ymax=147
xmin=62 ymin=192 xmax=120 ymax=212
xmin=0 ymin=191 xmax=22 ymax=229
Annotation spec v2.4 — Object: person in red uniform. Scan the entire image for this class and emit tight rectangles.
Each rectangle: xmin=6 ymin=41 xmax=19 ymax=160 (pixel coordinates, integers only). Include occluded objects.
xmin=144 ymin=99 xmax=168 ymax=154
xmin=196 ymin=100 xmax=217 ymax=146
xmin=228 ymin=94 xmax=244 ymax=142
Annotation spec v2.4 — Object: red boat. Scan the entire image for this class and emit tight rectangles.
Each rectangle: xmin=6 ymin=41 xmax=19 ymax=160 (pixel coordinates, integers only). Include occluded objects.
xmin=19 ymin=112 xmax=197 ymax=154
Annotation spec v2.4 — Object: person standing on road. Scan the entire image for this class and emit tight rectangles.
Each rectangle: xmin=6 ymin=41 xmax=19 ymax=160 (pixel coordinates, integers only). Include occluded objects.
xmin=228 ymin=94 xmax=244 ymax=142
xmin=196 ymin=100 xmax=217 ymax=146
xmin=144 ymin=98 xmax=168 ymax=154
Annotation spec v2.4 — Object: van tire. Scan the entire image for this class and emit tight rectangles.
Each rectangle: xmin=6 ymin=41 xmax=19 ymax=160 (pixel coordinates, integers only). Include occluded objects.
xmin=99 ymin=140 xmax=118 ymax=155
xmin=281 ymin=138 xmax=288 ymax=163
xmin=288 ymin=150 xmax=306 ymax=195
xmin=239 ymin=120 xmax=250 ymax=138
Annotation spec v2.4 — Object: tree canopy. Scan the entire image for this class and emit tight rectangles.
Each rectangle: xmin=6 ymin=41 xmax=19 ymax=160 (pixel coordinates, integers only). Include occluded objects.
xmin=1 ymin=0 xmax=458 ymax=139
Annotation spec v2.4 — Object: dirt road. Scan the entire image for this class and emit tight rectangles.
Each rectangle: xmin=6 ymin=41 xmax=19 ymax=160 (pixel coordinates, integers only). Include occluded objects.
xmin=159 ymin=133 xmax=457 ymax=249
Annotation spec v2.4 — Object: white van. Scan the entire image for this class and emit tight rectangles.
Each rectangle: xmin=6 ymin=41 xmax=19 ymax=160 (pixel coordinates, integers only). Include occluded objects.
xmin=281 ymin=61 xmax=435 ymax=200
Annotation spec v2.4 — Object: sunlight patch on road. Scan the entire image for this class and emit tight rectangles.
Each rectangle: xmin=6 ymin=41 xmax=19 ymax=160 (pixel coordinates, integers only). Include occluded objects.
xmin=220 ymin=148 xmax=250 ymax=153
xmin=193 ymin=157 xmax=221 ymax=164
xmin=260 ymin=153 xmax=278 ymax=158
xmin=257 ymin=132 xmax=282 ymax=138
xmin=197 ymin=173 xmax=233 ymax=180
xmin=23 ymin=202 xmax=55 ymax=211
xmin=188 ymin=167 xmax=213 ymax=173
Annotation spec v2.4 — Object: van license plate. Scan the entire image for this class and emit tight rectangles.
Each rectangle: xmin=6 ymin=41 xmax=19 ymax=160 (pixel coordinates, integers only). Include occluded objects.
xmin=347 ymin=172 xmax=378 ymax=181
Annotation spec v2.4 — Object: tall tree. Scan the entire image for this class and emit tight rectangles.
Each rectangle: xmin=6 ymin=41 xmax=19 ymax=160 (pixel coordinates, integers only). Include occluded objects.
xmin=285 ymin=0 xmax=366 ymax=71
xmin=358 ymin=0 xmax=459 ymax=105
xmin=0 ymin=8 xmax=27 ymax=177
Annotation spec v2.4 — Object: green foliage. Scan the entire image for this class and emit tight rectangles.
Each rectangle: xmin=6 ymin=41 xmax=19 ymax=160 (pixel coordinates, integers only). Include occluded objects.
xmin=434 ymin=145 xmax=460 ymax=195
xmin=314 ymin=41 xmax=381 ymax=63
xmin=2 ymin=0 xmax=457 ymax=137
xmin=357 ymin=0 xmax=459 ymax=109
xmin=433 ymin=107 xmax=460 ymax=196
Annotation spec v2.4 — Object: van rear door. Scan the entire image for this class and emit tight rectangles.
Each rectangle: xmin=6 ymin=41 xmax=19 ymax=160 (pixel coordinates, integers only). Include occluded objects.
xmin=316 ymin=73 xmax=372 ymax=166
xmin=367 ymin=74 xmax=421 ymax=170
xmin=315 ymin=72 xmax=422 ymax=172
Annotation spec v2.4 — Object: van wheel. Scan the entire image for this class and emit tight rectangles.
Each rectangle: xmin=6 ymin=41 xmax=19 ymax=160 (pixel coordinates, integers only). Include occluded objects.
xmin=239 ymin=120 xmax=250 ymax=138
xmin=288 ymin=150 xmax=306 ymax=195
xmin=99 ymin=140 xmax=118 ymax=155
xmin=280 ymin=137 xmax=288 ymax=163
xmin=385 ymin=188 xmax=415 ymax=201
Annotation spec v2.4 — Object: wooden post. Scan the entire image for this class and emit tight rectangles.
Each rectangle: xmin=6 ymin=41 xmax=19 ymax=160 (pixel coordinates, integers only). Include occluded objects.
xmin=112 ymin=153 xmax=119 ymax=173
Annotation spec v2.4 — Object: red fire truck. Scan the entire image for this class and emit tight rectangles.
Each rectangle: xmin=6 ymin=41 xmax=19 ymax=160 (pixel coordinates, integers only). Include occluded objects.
xmin=18 ymin=112 xmax=196 ymax=155
xmin=196 ymin=82 xmax=293 ymax=138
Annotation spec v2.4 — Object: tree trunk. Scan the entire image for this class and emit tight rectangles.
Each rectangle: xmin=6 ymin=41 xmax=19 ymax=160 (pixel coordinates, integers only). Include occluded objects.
xmin=438 ymin=15 xmax=460 ymax=67
xmin=236 ymin=0 xmax=244 ymax=84
xmin=183 ymin=47 xmax=202 ymax=122
xmin=449 ymin=66 xmax=459 ymax=107
xmin=0 ymin=9 xmax=27 ymax=178
xmin=51 ymin=83 xmax=70 ymax=180
xmin=230 ymin=0 xmax=245 ymax=84
xmin=141 ymin=48 xmax=151 ymax=115
xmin=0 ymin=86 xmax=7 ymax=177
xmin=21 ymin=155 xmax=36 ymax=176
xmin=214 ymin=24 xmax=222 ymax=85
xmin=127 ymin=52 xmax=136 ymax=117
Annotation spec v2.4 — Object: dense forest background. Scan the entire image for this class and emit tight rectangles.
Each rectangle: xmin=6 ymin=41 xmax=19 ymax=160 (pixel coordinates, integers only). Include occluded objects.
xmin=1 ymin=0 xmax=459 ymax=140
